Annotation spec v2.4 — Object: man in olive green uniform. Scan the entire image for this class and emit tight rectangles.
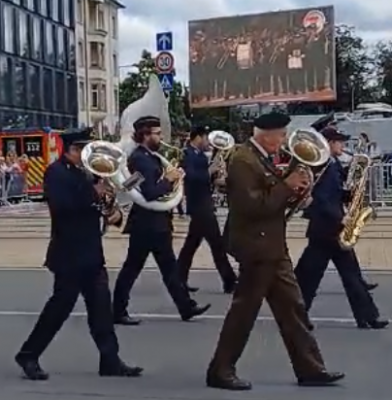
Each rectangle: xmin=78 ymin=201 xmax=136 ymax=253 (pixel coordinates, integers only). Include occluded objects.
xmin=206 ymin=112 xmax=345 ymax=390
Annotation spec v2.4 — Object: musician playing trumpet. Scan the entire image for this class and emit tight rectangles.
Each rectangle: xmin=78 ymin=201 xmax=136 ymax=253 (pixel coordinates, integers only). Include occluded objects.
xmin=207 ymin=112 xmax=344 ymax=390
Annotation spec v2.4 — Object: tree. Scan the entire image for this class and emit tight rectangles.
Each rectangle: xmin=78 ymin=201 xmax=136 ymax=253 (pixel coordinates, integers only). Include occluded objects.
xmin=334 ymin=25 xmax=374 ymax=110
xmin=373 ymin=41 xmax=392 ymax=103
xmin=119 ymin=50 xmax=190 ymax=137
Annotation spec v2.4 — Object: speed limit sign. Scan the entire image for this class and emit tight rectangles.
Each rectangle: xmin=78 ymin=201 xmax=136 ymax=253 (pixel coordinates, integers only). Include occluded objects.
xmin=155 ymin=51 xmax=174 ymax=73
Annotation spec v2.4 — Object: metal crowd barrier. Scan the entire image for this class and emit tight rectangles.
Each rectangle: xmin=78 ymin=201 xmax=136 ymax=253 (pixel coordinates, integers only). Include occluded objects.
xmin=0 ymin=171 xmax=30 ymax=206
xmin=368 ymin=163 xmax=392 ymax=209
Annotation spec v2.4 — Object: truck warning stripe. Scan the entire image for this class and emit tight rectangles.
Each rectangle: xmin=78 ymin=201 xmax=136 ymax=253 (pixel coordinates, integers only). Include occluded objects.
xmin=27 ymin=157 xmax=45 ymax=187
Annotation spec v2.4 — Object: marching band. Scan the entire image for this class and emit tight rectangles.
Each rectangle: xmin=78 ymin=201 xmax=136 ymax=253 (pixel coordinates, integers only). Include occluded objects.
xmin=14 ymin=75 xmax=388 ymax=390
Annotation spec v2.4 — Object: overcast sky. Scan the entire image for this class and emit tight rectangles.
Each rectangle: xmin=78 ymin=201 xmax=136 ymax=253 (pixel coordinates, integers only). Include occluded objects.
xmin=117 ymin=0 xmax=392 ymax=83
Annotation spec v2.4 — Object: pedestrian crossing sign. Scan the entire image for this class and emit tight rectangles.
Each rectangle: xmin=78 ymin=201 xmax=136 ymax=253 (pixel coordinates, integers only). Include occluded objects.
xmin=158 ymin=73 xmax=174 ymax=91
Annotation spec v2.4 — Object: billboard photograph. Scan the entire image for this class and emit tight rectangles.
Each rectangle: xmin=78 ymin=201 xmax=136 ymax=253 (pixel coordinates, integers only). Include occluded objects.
xmin=188 ymin=6 xmax=335 ymax=108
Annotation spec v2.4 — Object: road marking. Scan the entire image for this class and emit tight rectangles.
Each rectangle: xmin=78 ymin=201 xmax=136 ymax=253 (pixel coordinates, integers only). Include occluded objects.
xmin=0 ymin=267 xmax=390 ymax=274
xmin=0 ymin=310 xmax=373 ymax=324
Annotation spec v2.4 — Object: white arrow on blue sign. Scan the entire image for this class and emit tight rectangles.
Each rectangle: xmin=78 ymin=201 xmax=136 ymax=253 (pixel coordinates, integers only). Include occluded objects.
xmin=158 ymin=73 xmax=174 ymax=91
xmin=156 ymin=32 xmax=173 ymax=51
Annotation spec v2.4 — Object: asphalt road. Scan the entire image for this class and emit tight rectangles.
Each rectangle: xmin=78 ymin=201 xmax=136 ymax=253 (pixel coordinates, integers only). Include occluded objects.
xmin=0 ymin=269 xmax=391 ymax=400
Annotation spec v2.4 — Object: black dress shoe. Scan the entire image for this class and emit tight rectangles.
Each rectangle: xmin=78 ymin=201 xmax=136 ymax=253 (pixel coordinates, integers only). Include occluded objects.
xmin=365 ymin=282 xmax=379 ymax=291
xmin=357 ymin=319 xmax=389 ymax=329
xmin=185 ymin=284 xmax=199 ymax=293
xmin=114 ymin=315 xmax=141 ymax=326
xmin=206 ymin=372 xmax=252 ymax=390
xmin=181 ymin=303 xmax=211 ymax=321
xmin=99 ymin=359 xmax=143 ymax=377
xmin=15 ymin=353 xmax=49 ymax=380
xmin=298 ymin=371 xmax=345 ymax=386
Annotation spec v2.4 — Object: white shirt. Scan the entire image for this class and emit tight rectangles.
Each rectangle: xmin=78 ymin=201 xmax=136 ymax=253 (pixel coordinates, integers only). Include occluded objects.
xmin=250 ymin=137 xmax=269 ymax=158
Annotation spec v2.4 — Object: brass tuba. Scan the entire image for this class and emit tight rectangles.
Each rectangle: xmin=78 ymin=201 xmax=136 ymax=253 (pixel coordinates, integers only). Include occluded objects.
xmin=283 ymin=128 xmax=331 ymax=220
xmin=339 ymin=153 xmax=376 ymax=249
xmin=115 ymin=74 xmax=184 ymax=211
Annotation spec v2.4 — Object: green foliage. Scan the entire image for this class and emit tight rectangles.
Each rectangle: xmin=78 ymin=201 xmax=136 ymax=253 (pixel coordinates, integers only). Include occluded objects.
xmin=373 ymin=41 xmax=392 ymax=104
xmin=119 ymin=50 xmax=191 ymax=136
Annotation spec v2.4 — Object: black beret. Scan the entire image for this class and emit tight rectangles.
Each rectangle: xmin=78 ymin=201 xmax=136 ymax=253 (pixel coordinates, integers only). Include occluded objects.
xmin=320 ymin=126 xmax=350 ymax=142
xmin=254 ymin=112 xmax=291 ymax=130
xmin=133 ymin=116 xmax=160 ymax=131
xmin=61 ymin=127 xmax=95 ymax=147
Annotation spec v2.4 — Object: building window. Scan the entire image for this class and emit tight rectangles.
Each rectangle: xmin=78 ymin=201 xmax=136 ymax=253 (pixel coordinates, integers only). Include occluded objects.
xmin=18 ymin=10 xmax=29 ymax=57
xmin=0 ymin=56 xmax=12 ymax=106
xmin=97 ymin=5 xmax=105 ymax=30
xmin=45 ymin=22 xmax=54 ymax=64
xmin=28 ymin=64 xmax=41 ymax=109
xmin=32 ymin=17 xmax=42 ymax=61
xmin=3 ymin=4 xmax=14 ymax=53
xmin=100 ymin=84 xmax=106 ymax=110
xmin=57 ymin=27 xmax=65 ymax=68
xmin=14 ymin=60 xmax=27 ymax=108
xmin=76 ymin=0 xmax=83 ymax=23
xmin=55 ymin=72 xmax=65 ymax=112
xmin=43 ymin=68 xmax=53 ymax=111
xmin=26 ymin=0 xmax=34 ymax=10
xmin=52 ymin=0 xmax=58 ymax=21
xmin=63 ymin=0 xmax=70 ymax=26
xmin=39 ymin=0 xmax=47 ymax=16
xmin=68 ymin=31 xmax=76 ymax=71
xmin=78 ymin=41 xmax=84 ymax=67
xmin=112 ymin=15 xmax=117 ymax=38
xmin=67 ymin=73 xmax=77 ymax=114
xmin=90 ymin=42 xmax=105 ymax=69
xmin=91 ymin=83 xmax=99 ymax=109
xmin=89 ymin=2 xmax=105 ymax=31
xmin=78 ymin=80 xmax=85 ymax=110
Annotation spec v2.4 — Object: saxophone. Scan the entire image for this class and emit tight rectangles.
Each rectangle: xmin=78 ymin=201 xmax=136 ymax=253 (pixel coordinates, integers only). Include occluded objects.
xmin=338 ymin=154 xmax=376 ymax=249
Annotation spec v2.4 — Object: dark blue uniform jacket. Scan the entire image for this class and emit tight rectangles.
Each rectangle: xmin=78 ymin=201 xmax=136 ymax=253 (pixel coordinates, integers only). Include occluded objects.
xmin=181 ymin=145 xmax=213 ymax=215
xmin=304 ymin=158 xmax=350 ymax=241
xmin=44 ymin=156 xmax=104 ymax=272
xmin=123 ymin=146 xmax=173 ymax=234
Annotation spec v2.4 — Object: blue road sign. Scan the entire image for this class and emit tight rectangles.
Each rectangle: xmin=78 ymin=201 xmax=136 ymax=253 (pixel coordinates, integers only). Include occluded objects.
xmin=158 ymin=73 xmax=174 ymax=91
xmin=156 ymin=32 xmax=173 ymax=51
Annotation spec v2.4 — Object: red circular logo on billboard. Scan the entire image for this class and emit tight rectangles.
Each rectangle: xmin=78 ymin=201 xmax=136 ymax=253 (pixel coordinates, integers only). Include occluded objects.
xmin=303 ymin=10 xmax=326 ymax=33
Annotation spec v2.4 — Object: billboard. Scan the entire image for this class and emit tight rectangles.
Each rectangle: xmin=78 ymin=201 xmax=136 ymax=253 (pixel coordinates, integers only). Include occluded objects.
xmin=188 ymin=6 xmax=335 ymax=108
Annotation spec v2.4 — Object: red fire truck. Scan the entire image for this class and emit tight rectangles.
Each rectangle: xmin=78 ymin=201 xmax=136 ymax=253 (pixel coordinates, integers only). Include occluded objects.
xmin=0 ymin=127 xmax=63 ymax=197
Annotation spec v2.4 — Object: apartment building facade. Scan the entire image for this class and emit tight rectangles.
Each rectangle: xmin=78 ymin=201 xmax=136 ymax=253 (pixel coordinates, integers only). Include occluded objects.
xmin=75 ymin=0 xmax=122 ymax=135
xmin=0 ymin=0 xmax=78 ymax=129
